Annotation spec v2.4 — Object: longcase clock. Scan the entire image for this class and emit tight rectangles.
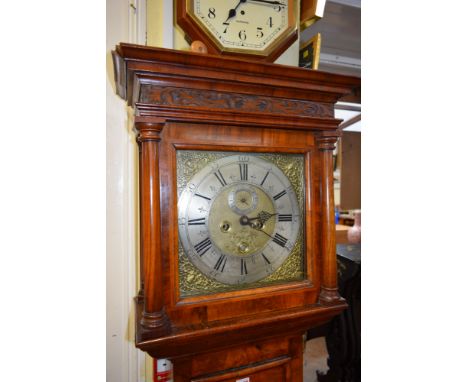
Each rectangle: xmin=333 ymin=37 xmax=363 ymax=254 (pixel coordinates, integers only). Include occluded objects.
xmin=112 ymin=43 xmax=360 ymax=382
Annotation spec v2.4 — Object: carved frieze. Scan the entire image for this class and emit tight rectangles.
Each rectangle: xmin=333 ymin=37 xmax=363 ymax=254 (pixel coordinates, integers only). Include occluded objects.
xmin=139 ymin=85 xmax=334 ymax=118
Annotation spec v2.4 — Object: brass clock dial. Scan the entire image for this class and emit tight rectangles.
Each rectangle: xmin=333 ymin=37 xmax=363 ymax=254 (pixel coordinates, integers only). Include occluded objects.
xmin=182 ymin=0 xmax=298 ymax=58
xmin=178 ymin=153 xmax=302 ymax=286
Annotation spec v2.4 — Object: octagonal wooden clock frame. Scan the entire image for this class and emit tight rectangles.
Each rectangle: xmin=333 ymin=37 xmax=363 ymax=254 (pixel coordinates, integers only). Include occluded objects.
xmin=176 ymin=0 xmax=298 ymax=62
xmin=112 ymin=43 xmax=360 ymax=382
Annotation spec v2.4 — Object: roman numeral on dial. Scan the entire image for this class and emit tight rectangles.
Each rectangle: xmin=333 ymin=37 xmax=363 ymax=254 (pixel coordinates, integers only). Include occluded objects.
xmin=241 ymin=258 xmax=248 ymax=275
xmin=239 ymin=163 xmax=248 ymax=181
xmin=272 ymin=233 xmax=288 ymax=247
xmin=260 ymin=171 xmax=270 ymax=186
xmin=214 ymin=254 xmax=227 ymax=272
xmin=273 ymin=189 xmax=287 ymax=201
xmin=262 ymin=253 xmax=273 ymax=273
xmin=278 ymin=214 xmax=292 ymax=222
xmin=213 ymin=170 xmax=227 ymax=187
xmin=195 ymin=193 xmax=211 ymax=201
xmin=261 ymin=253 xmax=271 ymax=264
xmin=194 ymin=237 xmax=212 ymax=256
xmin=188 ymin=217 xmax=206 ymax=225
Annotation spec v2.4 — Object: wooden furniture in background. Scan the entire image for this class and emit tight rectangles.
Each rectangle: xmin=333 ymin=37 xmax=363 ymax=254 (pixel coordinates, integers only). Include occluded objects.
xmin=339 ymin=131 xmax=361 ymax=211
xmin=112 ymin=44 xmax=360 ymax=381
xmin=335 ymin=224 xmax=351 ymax=244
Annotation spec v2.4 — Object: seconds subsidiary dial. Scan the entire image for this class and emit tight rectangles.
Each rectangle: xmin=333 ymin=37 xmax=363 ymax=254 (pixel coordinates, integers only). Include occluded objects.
xmin=178 ymin=154 xmax=302 ymax=285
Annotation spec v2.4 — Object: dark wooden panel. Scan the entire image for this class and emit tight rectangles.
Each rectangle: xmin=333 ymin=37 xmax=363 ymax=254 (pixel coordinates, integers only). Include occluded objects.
xmin=173 ymin=334 xmax=303 ymax=382
xmin=340 ymin=131 xmax=361 ymax=210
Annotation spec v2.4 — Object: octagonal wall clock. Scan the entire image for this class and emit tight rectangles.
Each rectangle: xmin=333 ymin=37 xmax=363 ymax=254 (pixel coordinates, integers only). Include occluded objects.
xmin=177 ymin=0 xmax=298 ymax=62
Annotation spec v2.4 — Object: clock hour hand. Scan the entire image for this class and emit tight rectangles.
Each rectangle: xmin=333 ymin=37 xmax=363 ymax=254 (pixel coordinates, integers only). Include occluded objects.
xmin=224 ymin=0 xmax=247 ymax=23
xmin=239 ymin=211 xmax=277 ymax=226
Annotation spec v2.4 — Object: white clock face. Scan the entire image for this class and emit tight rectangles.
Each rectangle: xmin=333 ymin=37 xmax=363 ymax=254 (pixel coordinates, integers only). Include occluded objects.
xmin=191 ymin=0 xmax=291 ymax=53
xmin=178 ymin=154 xmax=301 ymax=285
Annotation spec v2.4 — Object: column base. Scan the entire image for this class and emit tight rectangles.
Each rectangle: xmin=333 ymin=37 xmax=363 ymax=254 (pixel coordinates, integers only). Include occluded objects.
xmin=319 ymin=286 xmax=344 ymax=306
xmin=140 ymin=309 xmax=171 ymax=334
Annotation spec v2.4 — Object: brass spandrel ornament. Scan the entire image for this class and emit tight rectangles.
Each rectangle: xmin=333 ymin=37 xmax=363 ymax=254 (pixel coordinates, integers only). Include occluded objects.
xmin=177 ymin=150 xmax=306 ymax=297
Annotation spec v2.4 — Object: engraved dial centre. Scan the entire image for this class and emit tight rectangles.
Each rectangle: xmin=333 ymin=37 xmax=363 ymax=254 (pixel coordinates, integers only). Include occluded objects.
xmin=209 ymin=184 xmax=275 ymax=257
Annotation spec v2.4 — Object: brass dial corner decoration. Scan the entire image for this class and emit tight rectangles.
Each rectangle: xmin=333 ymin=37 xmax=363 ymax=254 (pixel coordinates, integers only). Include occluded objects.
xmin=176 ymin=0 xmax=298 ymax=62
xmin=177 ymin=150 xmax=306 ymax=297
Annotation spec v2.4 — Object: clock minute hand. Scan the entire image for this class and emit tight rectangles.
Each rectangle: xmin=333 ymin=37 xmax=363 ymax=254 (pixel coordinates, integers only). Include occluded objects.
xmin=250 ymin=224 xmax=274 ymax=238
xmin=257 ymin=210 xmax=277 ymax=224
xmin=239 ymin=211 xmax=277 ymax=226
xmin=249 ymin=0 xmax=287 ymax=6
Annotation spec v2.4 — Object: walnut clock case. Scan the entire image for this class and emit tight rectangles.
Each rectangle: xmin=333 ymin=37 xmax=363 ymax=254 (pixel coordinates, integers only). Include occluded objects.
xmin=112 ymin=44 xmax=360 ymax=382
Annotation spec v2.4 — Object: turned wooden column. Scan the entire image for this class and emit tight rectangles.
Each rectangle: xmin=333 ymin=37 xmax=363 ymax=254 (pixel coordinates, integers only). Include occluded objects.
xmin=317 ymin=131 xmax=343 ymax=305
xmin=137 ymin=141 xmax=144 ymax=301
xmin=135 ymin=120 xmax=170 ymax=332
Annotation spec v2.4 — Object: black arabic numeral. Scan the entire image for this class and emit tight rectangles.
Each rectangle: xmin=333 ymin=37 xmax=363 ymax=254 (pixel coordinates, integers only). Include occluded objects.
xmin=208 ymin=7 xmax=216 ymax=18
xmin=239 ymin=30 xmax=247 ymax=41
xmin=256 ymin=27 xmax=264 ymax=38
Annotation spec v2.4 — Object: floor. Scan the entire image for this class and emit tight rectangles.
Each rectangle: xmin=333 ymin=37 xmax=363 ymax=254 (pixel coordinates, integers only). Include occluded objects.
xmin=303 ymin=337 xmax=329 ymax=382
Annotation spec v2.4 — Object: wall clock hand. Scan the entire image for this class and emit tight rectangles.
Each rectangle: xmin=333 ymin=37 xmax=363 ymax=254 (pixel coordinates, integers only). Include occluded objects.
xmin=224 ymin=0 xmax=247 ymax=23
xmin=250 ymin=0 xmax=287 ymax=6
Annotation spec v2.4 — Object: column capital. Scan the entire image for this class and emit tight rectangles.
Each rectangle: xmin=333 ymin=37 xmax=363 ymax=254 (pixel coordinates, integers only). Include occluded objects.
xmin=316 ymin=131 xmax=341 ymax=151
xmin=135 ymin=120 xmax=165 ymax=143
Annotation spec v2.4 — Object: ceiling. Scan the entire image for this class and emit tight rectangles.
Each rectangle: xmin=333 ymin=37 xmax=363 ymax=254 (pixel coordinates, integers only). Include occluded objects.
xmin=300 ymin=0 xmax=361 ymax=77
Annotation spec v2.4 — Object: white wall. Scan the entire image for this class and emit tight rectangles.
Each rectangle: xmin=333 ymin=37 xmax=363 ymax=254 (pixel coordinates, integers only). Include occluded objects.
xmin=106 ymin=0 xmax=147 ymax=381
